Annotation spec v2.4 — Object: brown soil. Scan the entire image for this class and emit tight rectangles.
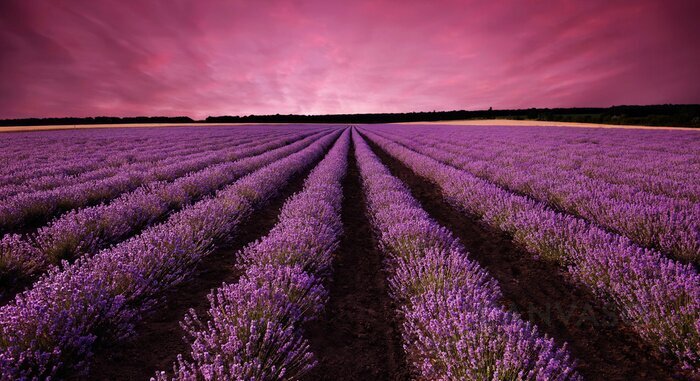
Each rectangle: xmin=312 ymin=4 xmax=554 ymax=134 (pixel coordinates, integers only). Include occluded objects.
xmin=303 ymin=141 xmax=411 ymax=381
xmin=364 ymin=136 xmax=679 ymax=381
xmin=0 ymin=277 xmax=33 ymax=305
xmin=85 ymin=161 xmax=316 ymax=380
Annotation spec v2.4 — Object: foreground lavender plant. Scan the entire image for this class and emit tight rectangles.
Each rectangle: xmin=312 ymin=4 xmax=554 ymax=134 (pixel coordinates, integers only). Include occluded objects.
xmin=405 ymin=290 xmax=579 ymax=380
xmin=352 ymin=130 xmax=580 ymax=380
xmin=0 ymin=129 xmax=341 ymax=379
xmin=161 ymin=266 xmax=321 ymax=380
xmin=361 ymin=127 xmax=700 ymax=373
xmin=154 ymin=130 xmax=350 ymax=380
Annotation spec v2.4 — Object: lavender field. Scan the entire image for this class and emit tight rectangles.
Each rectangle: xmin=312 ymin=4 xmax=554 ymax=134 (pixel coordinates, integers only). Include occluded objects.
xmin=0 ymin=124 xmax=698 ymax=380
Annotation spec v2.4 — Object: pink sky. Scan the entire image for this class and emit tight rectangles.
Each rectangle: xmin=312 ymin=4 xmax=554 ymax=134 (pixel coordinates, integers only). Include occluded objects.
xmin=1 ymin=0 xmax=698 ymax=119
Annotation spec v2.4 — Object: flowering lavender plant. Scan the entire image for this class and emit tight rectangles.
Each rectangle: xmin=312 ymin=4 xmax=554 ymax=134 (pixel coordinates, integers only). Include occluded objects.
xmin=352 ymin=130 xmax=580 ymax=380
xmin=0 ymin=129 xmax=342 ymax=379
xmin=0 ymin=130 xmax=325 ymax=289
xmin=372 ymin=125 xmax=700 ymax=263
xmin=154 ymin=130 xmax=349 ymax=380
xmin=361 ymin=126 xmax=700 ymax=373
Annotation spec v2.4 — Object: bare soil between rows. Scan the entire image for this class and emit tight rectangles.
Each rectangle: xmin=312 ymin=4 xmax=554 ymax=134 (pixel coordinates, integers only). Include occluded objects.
xmin=363 ymin=135 xmax=678 ymax=380
xmin=304 ymin=140 xmax=411 ymax=381
xmin=85 ymin=160 xmax=317 ymax=380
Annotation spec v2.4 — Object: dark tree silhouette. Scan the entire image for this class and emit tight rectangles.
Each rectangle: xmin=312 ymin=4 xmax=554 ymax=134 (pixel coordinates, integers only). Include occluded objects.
xmin=204 ymin=105 xmax=700 ymax=127
xmin=2 ymin=105 xmax=699 ymax=128
xmin=0 ymin=116 xmax=194 ymax=127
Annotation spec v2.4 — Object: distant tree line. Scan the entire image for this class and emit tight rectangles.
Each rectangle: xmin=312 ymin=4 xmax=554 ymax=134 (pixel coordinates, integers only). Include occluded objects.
xmin=205 ymin=105 xmax=700 ymax=127
xmin=2 ymin=105 xmax=699 ymax=128
xmin=0 ymin=116 xmax=195 ymax=127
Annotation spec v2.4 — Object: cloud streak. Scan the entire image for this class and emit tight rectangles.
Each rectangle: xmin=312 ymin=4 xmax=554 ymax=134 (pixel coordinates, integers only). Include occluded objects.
xmin=1 ymin=0 xmax=698 ymax=119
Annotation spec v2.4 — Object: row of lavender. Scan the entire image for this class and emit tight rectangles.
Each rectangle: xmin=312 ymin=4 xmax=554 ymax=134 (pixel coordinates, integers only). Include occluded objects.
xmin=396 ymin=124 xmax=700 ymax=201
xmin=0 ymin=127 xmax=275 ymax=225
xmin=0 ymin=129 xmax=297 ymax=226
xmin=360 ymin=127 xmax=700 ymax=374
xmin=0 ymin=128 xmax=276 ymax=200
xmin=370 ymin=125 xmax=700 ymax=263
xmin=0 ymin=130 xmax=327 ymax=295
xmin=353 ymin=130 xmax=580 ymax=379
xmin=0 ymin=128 xmax=341 ymax=379
xmin=0 ymin=127 xmax=257 ymax=186
xmin=0 ymin=128 xmax=325 ymax=233
xmin=154 ymin=129 xmax=350 ymax=380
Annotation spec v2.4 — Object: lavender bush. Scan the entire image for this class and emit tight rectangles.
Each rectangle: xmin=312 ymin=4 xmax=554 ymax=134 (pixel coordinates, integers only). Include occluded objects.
xmin=0 ymin=128 xmax=270 ymax=200
xmin=0 ymin=128 xmax=341 ymax=379
xmin=352 ymin=130 xmax=580 ymax=380
xmin=0 ymin=130 xmax=326 ymax=290
xmin=0 ymin=129 xmax=324 ymax=233
xmin=361 ymin=127 xmax=700 ymax=373
xmin=370 ymin=125 xmax=700 ymax=263
xmin=154 ymin=130 xmax=349 ymax=380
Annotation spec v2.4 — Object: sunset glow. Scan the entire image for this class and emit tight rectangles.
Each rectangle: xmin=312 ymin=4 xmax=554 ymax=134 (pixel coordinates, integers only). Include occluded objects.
xmin=1 ymin=0 xmax=698 ymax=119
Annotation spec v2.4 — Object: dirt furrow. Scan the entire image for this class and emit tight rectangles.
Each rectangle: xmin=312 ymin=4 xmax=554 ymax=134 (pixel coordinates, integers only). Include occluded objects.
xmin=304 ymin=141 xmax=410 ymax=381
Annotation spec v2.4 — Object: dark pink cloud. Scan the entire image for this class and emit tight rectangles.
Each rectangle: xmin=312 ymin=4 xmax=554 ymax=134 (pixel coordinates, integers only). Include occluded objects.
xmin=1 ymin=0 xmax=698 ymax=119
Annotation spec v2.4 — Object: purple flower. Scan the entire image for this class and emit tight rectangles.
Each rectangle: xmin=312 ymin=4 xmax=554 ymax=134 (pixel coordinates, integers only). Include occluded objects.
xmin=351 ymin=129 xmax=580 ymax=379
xmin=155 ymin=130 xmax=350 ymax=380
xmin=360 ymin=125 xmax=700 ymax=373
